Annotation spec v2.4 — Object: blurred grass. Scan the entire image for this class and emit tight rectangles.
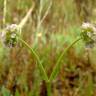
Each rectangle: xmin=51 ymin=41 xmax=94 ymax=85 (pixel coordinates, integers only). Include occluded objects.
xmin=0 ymin=0 xmax=96 ymax=96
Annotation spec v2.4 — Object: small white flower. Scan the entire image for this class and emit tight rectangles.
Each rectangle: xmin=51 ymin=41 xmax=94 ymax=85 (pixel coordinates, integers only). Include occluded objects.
xmin=11 ymin=33 xmax=16 ymax=38
xmin=1 ymin=24 xmax=19 ymax=48
xmin=81 ymin=22 xmax=96 ymax=48
xmin=82 ymin=22 xmax=91 ymax=28
xmin=82 ymin=22 xmax=96 ymax=31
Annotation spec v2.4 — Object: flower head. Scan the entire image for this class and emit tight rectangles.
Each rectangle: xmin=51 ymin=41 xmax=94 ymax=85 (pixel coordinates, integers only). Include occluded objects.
xmin=81 ymin=22 xmax=96 ymax=48
xmin=1 ymin=24 xmax=19 ymax=48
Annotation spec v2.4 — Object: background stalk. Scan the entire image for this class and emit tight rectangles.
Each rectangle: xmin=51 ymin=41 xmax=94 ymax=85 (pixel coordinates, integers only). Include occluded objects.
xmin=3 ymin=0 xmax=7 ymax=27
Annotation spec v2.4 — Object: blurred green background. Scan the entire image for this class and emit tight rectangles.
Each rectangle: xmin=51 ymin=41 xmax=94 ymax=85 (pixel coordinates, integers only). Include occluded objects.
xmin=0 ymin=0 xmax=96 ymax=96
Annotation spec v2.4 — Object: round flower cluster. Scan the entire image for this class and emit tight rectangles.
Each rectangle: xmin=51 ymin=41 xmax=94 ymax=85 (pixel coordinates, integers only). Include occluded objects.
xmin=1 ymin=24 xmax=20 ymax=48
xmin=81 ymin=22 xmax=96 ymax=48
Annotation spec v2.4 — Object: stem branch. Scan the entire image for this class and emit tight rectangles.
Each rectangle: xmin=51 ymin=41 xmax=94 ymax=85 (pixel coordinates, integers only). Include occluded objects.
xmin=18 ymin=36 xmax=49 ymax=82
xmin=49 ymin=37 xmax=82 ymax=81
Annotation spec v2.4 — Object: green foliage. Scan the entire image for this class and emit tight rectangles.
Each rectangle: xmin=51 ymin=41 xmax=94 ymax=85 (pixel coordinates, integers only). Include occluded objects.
xmin=15 ymin=90 xmax=20 ymax=96
xmin=0 ymin=0 xmax=96 ymax=96
xmin=17 ymin=0 xmax=32 ymax=10
xmin=1 ymin=87 xmax=11 ymax=96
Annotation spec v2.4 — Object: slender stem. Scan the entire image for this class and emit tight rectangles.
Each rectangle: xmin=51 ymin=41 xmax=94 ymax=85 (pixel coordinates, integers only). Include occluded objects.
xmin=3 ymin=0 xmax=7 ymax=27
xmin=49 ymin=37 xmax=82 ymax=81
xmin=46 ymin=81 xmax=51 ymax=96
xmin=18 ymin=36 xmax=49 ymax=82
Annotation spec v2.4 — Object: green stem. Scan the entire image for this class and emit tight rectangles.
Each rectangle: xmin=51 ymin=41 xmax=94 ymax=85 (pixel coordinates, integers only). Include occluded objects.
xmin=46 ymin=81 xmax=51 ymax=96
xmin=49 ymin=37 xmax=82 ymax=81
xmin=18 ymin=37 xmax=49 ymax=82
